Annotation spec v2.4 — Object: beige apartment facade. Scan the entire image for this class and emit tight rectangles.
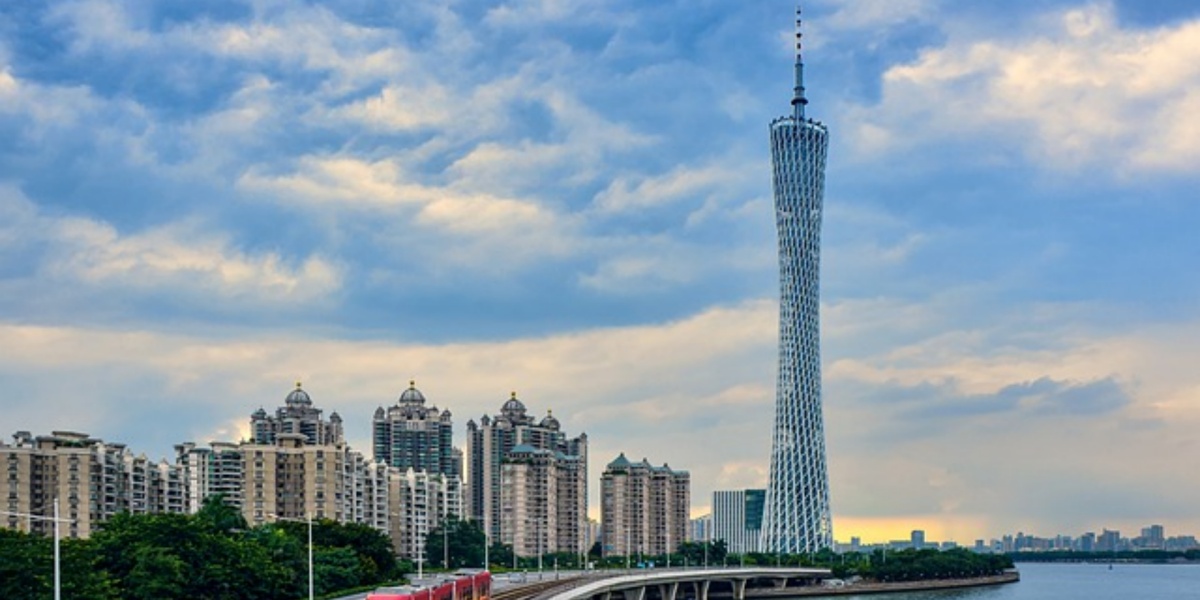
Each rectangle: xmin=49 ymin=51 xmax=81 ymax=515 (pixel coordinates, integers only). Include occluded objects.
xmin=601 ymin=453 xmax=690 ymax=558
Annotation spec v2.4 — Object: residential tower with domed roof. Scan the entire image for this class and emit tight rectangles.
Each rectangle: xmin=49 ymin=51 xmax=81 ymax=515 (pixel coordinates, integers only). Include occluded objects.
xmin=466 ymin=392 xmax=587 ymax=556
xmin=248 ymin=382 xmax=344 ymax=446
xmin=371 ymin=381 xmax=459 ymax=477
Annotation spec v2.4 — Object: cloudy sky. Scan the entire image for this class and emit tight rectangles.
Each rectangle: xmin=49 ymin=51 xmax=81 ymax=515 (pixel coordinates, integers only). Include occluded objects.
xmin=3 ymin=0 xmax=1199 ymax=544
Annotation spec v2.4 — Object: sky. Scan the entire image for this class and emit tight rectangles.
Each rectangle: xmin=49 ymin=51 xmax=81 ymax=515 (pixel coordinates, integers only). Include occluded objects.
xmin=2 ymin=0 xmax=1199 ymax=545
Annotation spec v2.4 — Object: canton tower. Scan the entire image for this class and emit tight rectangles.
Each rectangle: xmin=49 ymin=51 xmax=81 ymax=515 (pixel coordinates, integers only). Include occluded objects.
xmin=761 ymin=8 xmax=833 ymax=554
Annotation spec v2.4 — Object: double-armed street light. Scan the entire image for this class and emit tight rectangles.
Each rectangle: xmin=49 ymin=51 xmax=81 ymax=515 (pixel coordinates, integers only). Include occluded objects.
xmin=1 ymin=498 xmax=74 ymax=600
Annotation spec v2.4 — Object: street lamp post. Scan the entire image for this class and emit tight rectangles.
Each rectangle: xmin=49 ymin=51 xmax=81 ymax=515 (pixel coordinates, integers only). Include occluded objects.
xmin=1 ymin=498 xmax=74 ymax=600
xmin=269 ymin=513 xmax=314 ymax=600
xmin=2 ymin=498 xmax=74 ymax=600
xmin=55 ymin=499 xmax=61 ymax=600
xmin=307 ymin=514 xmax=314 ymax=600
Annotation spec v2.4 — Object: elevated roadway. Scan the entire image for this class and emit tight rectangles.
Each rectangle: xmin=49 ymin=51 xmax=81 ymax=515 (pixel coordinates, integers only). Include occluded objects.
xmin=538 ymin=568 xmax=833 ymax=600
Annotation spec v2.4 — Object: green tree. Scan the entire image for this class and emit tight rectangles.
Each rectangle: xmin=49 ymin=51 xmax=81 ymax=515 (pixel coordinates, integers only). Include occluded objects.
xmin=125 ymin=545 xmax=185 ymax=600
xmin=92 ymin=507 xmax=275 ymax=600
xmin=269 ymin=516 xmax=401 ymax=592
xmin=0 ymin=528 xmax=48 ymax=599
xmin=314 ymin=547 xmax=364 ymax=595
xmin=678 ymin=540 xmax=728 ymax=567
xmin=426 ymin=518 xmax=486 ymax=569
xmin=61 ymin=537 xmax=120 ymax=599
xmin=489 ymin=541 xmax=514 ymax=569
xmin=313 ymin=520 xmax=400 ymax=580
xmin=8 ymin=497 xmax=402 ymax=600
xmin=195 ymin=493 xmax=248 ymax=534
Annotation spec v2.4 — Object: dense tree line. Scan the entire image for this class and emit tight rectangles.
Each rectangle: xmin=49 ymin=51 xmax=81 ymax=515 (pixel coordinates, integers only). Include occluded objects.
xmin=1009 ymin=549 xmax=1200 ymax=563
xmin=425 ymin=518 xmax=487 ymax=569
xmin=0 ymin=497 xmax=403 ymax=600
xmin=842 ymin=548 xmax=1014 ymax=582
xmin=424 ymin=518 xmax=594 ymax=571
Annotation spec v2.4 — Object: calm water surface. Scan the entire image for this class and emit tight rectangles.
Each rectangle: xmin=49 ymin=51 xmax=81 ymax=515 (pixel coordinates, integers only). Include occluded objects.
xmin=830 ymin=562 xmax=1200 ymax=600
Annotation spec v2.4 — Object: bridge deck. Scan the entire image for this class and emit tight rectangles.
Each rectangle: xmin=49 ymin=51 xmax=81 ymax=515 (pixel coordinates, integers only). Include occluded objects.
xmin=540 ymin=568 xmax=832 ymax=600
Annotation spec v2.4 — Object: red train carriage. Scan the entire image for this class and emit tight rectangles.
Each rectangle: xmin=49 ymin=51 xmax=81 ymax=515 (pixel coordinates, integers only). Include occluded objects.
xmin=368 ymin=570 xmax=491 ymax=600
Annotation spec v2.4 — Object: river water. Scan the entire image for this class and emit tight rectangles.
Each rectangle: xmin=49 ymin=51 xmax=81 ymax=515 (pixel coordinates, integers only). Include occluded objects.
xmin=829 ymin=562 xmax=1200 ymax=600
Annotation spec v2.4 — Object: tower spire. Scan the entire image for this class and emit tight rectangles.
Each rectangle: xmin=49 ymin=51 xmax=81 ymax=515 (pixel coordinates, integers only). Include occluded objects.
xmin=792 ymin=6 xmax=809 ymax=119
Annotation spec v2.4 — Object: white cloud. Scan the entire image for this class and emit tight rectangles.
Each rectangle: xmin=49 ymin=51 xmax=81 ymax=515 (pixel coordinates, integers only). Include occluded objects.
xmin=0 ymin=299 xmax=780 ymax=518
xmin=50 ymin=219 xmax=340 ymax=301
xmin=0 ymin=60 xmax=114 ymax=134
xmin=592 ymin=163 xmax=751 ymax=215
xmin=821 ymin=299 xmax=1200 ymax=536
xmin=331 ymin=83 xmax=457 ymax=131
xmin=821 ymin=0 xmax=936 ymax=32
xmin=48 ymin=0 xmax=154 ymax=54
xmin=8 ymin=285 xmax=1200 ymax=536
xmin=485 ymin=0 xmax=607 ymax=28
xmin=0 ymin=186 xmax=340 ymax=304
xmin=239 ymin=155 xmax=578 ymax=269
xmin=577 ymin=249 xmax=695 ymax=293
xmin=847 ymin=3 xmax=1200 ymax=173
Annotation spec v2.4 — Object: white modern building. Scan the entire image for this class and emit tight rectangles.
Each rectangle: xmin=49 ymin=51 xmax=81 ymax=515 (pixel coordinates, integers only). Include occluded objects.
xmin=712 ymin=489 xmax=765 ymax=554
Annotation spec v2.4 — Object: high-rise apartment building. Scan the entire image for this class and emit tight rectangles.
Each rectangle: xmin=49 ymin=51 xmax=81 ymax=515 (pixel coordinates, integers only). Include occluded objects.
xmin=1098 ymin=529 xmax=1122 ymax=552
xmin=1 ymin=431 xmax=185 ymax=539
xmin=465 ymin=393 xmax=587 ymax=547
xmin=250 ymin=382 xmax=344 ymax=446
xmin=690 ymin=514 xmax=712 ymax=544
xmin=498 ymin=444 xmax=586 ymax=557
xmin=712 ymin=489 xmax=765 ymax=554
xmin=600 ymin=453 xmax=689 ymax=557
xmin=123 ymin=451 xmax=186 ymax=516
xmin=389 ymin=467 xmax=463 ymax=563
xmin=1138 ymin=524 xmax=1165 ymax=550
xmin=177 ymin=385 xmax=360 ymax=526
xmin=239 ymin=433 xmax=361 ymax=525
xmin=179 ymin=383 xmax=460 ymax=559
xmin=174 ymin=441 xmax=244 ymax=514
xmin=762 ymin=8 xmax=834 ymax=554
xmin=368 ymin=381 xmax=465 ymax=560
xmin=372 ymin=382 xmax=458 ymax=477
xmin=4 ymin=381 xmax=475 ymax=563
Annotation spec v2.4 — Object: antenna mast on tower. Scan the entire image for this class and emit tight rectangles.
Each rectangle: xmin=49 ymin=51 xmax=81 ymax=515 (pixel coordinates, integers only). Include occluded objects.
xmin=791 ymin=6 xmax=809 ymax=119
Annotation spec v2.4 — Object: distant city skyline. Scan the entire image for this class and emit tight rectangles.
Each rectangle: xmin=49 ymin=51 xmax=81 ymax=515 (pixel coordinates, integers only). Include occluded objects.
xmin=3 ymin=1 xmax=1200 ymax=543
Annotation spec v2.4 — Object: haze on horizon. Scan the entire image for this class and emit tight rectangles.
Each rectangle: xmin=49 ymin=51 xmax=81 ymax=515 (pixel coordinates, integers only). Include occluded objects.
xmin=2 ymin=0 xmax=1199 ymax=545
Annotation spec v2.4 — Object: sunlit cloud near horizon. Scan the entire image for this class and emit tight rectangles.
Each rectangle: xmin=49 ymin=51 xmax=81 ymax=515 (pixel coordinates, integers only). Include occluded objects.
xmin=2 ymin=0 xmax=1199 ymax=544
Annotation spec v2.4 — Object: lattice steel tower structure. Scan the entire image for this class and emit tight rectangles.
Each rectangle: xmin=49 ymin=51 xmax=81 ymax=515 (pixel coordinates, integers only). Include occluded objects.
xmin=761 ymin=7 xmax=833 ymax=554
